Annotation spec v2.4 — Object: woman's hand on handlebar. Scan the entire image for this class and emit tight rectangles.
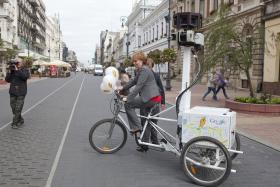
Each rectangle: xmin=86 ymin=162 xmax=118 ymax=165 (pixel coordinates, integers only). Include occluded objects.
xmin=114 ymin=89 xmax=127 ymax=102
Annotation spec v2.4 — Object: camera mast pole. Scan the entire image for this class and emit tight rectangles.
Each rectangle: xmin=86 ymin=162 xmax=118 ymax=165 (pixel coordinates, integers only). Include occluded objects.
xmin=179 ymin=46 xmax=192 ymax=112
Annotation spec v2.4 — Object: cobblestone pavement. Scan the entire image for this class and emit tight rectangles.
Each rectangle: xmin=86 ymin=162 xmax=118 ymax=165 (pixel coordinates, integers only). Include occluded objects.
xmin=0 ymin=74 xmax=82 ymax=187
xmin=165 ymin=80 xmax=280 ymax=151
xmin=0 ymin=74 xmax=279 ymax=187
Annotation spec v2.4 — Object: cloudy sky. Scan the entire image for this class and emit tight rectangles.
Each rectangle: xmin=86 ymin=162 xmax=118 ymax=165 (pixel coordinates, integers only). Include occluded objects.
xmin=44 ymin=0 xmax=133 ymax=65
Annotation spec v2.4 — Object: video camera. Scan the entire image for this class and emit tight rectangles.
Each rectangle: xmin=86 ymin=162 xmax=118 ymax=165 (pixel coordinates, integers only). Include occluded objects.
xmin=7 ymin=60 xmax=19 ymax=71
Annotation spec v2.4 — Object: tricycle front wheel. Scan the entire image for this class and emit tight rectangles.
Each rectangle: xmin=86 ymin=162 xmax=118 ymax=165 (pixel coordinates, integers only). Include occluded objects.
xmin=89 ymin=118 xmax=127 ymax=154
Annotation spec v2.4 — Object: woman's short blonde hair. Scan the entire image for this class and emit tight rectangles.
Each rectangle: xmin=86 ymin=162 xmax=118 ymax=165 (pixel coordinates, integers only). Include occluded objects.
xmin=132 ymin=51 xmax=147 ymax=64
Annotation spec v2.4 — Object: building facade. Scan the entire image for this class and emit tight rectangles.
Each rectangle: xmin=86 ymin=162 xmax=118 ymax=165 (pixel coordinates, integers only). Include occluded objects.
xmin=65 ymin=50 xmax=77 ymax=67
xmin=17 ymin=0 xmax=46 ymax=58
xmin=127 ymin=0 xmax=163 ymax=55
xmin=45 ymin=15 xmax=63 ymax=61
xmin=263 ymin=0 xmax=280 ymax=95
xmin=0 ymin=0 xmax=17 ymax=79
xmin=99 ymin=30 xmax=119 ymax=66
xmin=112 ymin=25 xmax=128 ymax=66
xmin=170 ymin=0 xmax=265 ymax=91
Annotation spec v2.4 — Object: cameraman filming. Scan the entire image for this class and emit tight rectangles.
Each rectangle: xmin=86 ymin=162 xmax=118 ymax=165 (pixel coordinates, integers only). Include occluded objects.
xmin=5 ymin=57 xmax=30 ymax=129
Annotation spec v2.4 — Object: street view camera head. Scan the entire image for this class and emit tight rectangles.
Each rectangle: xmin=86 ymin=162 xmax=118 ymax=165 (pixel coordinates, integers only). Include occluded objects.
xmin=172 ymin=12 xmax=204 ymax=48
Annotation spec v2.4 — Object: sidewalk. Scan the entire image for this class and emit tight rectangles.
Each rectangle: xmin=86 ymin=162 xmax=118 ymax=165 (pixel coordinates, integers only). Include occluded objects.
xmin=0 ymin=77 xmax=47 ymax=90
xmin=165 ymin=80 xmax=280 ymax=151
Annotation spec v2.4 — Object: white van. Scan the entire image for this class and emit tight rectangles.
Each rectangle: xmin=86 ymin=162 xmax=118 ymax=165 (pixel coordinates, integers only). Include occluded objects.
xmin=93 ymin=64 xmax=104 ymax=76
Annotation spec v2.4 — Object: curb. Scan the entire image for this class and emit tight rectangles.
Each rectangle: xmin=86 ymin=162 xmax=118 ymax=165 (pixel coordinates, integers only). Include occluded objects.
xmin=166 ymin=99 xmax=280 ymax=152
xmin=237 ymin=130 xmax=280 ymax=152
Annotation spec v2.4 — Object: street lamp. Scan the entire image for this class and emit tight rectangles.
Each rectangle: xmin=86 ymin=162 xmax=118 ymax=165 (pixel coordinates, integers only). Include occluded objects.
xmin=165 ymin=0 xmax=172 ymax=91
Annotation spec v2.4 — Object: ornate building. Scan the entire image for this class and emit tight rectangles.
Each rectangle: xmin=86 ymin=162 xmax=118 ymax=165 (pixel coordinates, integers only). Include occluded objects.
xmin=263 ymin=0 xmax=280 ymax=95
xmin=127 ymin=0 xmax=163 ymax=55
xmin=171 ymin=0 xmax=265 ymax=91
xmin=45 ymin=15 xmax=63 ymax=61
xmin=17 ymin=0 xmax=46 ymax=58
xmin=0 ymin=0 xmax=17 ymax=79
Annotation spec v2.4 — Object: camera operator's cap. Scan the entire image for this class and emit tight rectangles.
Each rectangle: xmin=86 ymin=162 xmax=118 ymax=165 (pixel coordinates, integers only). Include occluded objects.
xmin=10 ymin=59 xmax=19 ymax=64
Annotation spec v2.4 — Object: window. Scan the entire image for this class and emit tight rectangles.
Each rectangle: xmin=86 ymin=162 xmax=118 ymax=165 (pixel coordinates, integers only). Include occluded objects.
xmin=138 ymin=35 xmax=141 ymax=47
xmin=191 ymin=0 xmax=195 ymax=12
xmin=152 ymin=28 xmax=154 ymax=40
xmin=242 ymin=80 xmax=248 ymax=88
xmin=161 ymin=22 xmax=163 ymax=36
xmin=180 ymin=6 xmax=183 ymax=13
xmin=214 ymin=0 xmax=218 ymax=11
xmin=156 ymin=25 xmax=158 ymax=39
xmin=199 ymin=0 xmax=205 ymax=17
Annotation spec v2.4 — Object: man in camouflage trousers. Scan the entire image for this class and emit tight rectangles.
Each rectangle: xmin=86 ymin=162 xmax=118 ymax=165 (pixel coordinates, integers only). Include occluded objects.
xmin=5 ymin=58 xmax=30 ymax=129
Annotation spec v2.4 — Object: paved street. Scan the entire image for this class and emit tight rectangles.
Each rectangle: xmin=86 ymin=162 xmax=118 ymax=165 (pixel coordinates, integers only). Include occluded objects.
xmin=0 ymin=73 xmax=280 ymax=187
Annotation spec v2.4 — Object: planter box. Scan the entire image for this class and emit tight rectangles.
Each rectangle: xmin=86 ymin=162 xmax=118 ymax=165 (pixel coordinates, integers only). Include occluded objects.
xmin=225 ymin=100 xmax=280 ymax=115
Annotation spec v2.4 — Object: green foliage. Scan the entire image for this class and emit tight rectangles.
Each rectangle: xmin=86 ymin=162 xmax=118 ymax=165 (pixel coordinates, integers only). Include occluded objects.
xmin=23 ymin=57 xmax=34 ymax=68
xmin=234 ymin=97 xmax=280 ymax=104
xmin=147 ymin=49 xmax=162 ymax=64
xmin=204 ymin=5 xmax=262 ymax=97
xmin=4 ymin=48 xmax=18 ymax=60
xmin=161 ymin=48 xmax=177 ymax=63
xmin=124 ymin=56 xmax=132 ymax=67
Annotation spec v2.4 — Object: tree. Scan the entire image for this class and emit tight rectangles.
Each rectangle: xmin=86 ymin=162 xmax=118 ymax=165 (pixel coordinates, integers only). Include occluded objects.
xmin=147 ymin=49 xmax=162 ymax=74
xmin=161 ymin=48 xmax=177 ymax=63
xmin=123 ymin=56 xmax=132 ymax=68
xmin=23 ymin=57 xmax=34 ymax=68
xmin=204 ymin=5 xmax=263 ymax=97
xmin=4 ymin=48 xmax=18 ymax=60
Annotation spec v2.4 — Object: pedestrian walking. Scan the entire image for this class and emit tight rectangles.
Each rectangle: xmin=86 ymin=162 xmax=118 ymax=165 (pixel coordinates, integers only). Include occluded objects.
xmin=202 ymin=71 xmax=217 ymax=101
xmin=216 ymin=69 xmax=229 ymax=99
xmin=139 ymin=58 xmax=166 ymax=145
xmin=5 ymin=58 xmax=30 ymax=129
xmin=118 ymin=52 xmax=161 ymax=152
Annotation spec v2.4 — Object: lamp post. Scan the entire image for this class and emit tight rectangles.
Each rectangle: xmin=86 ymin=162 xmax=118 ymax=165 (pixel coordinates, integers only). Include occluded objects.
xmin=165 ymin=0 xmax=172 ymax=91
xmin=27 ymin=39 xmax=30 ymax=57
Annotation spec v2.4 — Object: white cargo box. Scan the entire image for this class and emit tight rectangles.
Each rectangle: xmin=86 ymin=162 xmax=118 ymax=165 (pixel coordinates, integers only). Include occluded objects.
xmin=181 ymin=106 xmax=236 ymax=149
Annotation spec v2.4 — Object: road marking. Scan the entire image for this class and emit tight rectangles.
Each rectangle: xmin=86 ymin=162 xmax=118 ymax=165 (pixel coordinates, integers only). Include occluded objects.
xmin=0 ymin=76 xmax=79 ymax=131
xmin=45 ymin=76 xmax=85 ymax=187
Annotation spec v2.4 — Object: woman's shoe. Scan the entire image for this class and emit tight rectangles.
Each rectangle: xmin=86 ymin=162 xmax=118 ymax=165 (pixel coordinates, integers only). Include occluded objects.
xmin=136 ymin=145 xmax=149 ymax=152
xmin=130 ymin=128 xmax=141 ymax=135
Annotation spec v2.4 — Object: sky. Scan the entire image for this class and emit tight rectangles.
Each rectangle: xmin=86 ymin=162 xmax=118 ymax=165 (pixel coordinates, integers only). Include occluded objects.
xmin=44 ymin=0 xmax=133 ymax=65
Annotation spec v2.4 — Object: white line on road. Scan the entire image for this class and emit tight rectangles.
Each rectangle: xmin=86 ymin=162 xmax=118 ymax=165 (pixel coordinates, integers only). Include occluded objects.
xmin=45 ymin=76 xmax=85 ymax=187
xmin=0 ymin=76 xmax=79 ymax=131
